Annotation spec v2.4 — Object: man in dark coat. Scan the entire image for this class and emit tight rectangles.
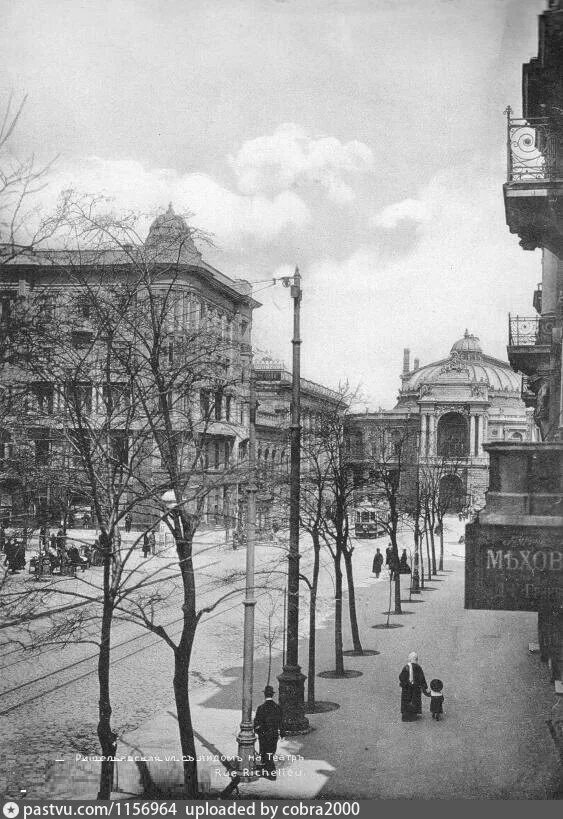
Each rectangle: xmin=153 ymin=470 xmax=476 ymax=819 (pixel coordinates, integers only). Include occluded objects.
xmin=253 ymin=685 xmax=284 ymax=779
xmin=399 ymin=651 xmax=429 ymax=721
xmin=372 ymin=548 xmax=383 ymax=578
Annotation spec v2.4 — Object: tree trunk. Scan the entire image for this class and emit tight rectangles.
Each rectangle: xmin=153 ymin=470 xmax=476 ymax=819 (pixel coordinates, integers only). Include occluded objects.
xmin=391 ymin=539 xmax=402 ymax=614
xmin=97 ymin=603 xmax=116 ymax=800
xmin=429 ymin=525 xmax=437 ymax=575
xmin=394 ymin=571 xmax=402 ymax=613
xmin=419 ymin=532 xmax=425 ymax=589
xmin=174 ymin=530 xmax=199 ymax=798
xmin=343 ymin=548 xmax=363 ymax=653
xmin=439 ymin=524 xmax=444 ymax=572
xmin=306 ymin=533 xmax=321 ymax=706
xmin=174 ymin=644 xmax=199 ymax=797
xmin=425 ymin=527 xmax=431 ymax=580
xmin=334 ymin=559 xmax=344 ymax=675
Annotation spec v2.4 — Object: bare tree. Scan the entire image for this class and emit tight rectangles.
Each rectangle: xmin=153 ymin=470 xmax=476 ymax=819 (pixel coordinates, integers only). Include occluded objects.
xmin=0 ymin=95 xmax=61 ymax=262
xmin=0 ymin=197 xmax=254 ymax=797
xmin=420 ymin=457 xmax=465 ymax=573
xmin=313 ymin=392 xmax=362 ymax=675
xmin=364 ymin=422 xmax=418 ymax=615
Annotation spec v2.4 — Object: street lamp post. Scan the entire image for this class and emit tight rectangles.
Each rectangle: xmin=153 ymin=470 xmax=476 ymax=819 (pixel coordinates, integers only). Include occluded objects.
xmin=412 ymin=435 xmax=421 ymax=595
xmin=236 ymin=373 xmax=258 ymax=778
xmin=277 ymin=267 xmax=309 ymax=734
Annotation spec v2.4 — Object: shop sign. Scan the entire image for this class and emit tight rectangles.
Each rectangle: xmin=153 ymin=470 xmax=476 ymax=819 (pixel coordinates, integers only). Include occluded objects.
xmin=465 ymin=522 xmax=563 ymax=612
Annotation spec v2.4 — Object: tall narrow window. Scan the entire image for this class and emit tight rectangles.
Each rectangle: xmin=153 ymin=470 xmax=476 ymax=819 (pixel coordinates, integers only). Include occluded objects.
xmin=474 ymin=416 xmax=479 ymax=456
xmin=214 ymin=390 xmax=223 ymax=421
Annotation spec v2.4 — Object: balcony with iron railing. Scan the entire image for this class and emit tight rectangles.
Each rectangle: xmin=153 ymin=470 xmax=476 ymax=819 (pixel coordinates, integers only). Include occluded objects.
xmin=506 ymin=115 xmax=560 ymax=183
xmin=504 ymin=109 xmax=563 ymax=252
xmin=508 ymin=314 xmax=553 ymax=346
xmin=507 ymin=314 xmax=553 ymax=377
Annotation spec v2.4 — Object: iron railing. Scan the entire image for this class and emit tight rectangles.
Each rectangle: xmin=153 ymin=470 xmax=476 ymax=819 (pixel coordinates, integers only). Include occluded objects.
xmin=506 ymin=110 xmax=559 ymax=183
xmin=508 ymin=315 xmax=552 ymax=346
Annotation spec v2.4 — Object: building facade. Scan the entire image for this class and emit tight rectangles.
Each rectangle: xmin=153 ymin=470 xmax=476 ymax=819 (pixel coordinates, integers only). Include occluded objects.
xmin=347 ymin=332 xmax=532 ymax=512
xmin=0 ymin=206 xmax=258 ymax=531
xmin=253 ymin=358 xmax=344 ymax=533
xmin=466 ymin=0 xmax=563 ymax=714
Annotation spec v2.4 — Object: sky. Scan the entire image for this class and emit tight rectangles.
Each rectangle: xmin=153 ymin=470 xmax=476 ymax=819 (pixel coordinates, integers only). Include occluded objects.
xmin=0 ymin=0 xmax=547 ymax=407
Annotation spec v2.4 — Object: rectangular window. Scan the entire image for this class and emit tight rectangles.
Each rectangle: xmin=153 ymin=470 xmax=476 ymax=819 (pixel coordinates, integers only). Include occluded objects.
xmin=214 ymin=390 xmax=223 ymax=421
xmin=67 ymin=383 xmax=92 ymax=414
xmin=225 ymin=395 xmax=232 ymax=422
xmin=34 ymin=384 xmax=54 ymax=414
xmin=110 ymin=432 xmax=129 ymax=465
xmin=200 ymin=390 xmax=210 ymax=418
xmin=33 ymin=430 xmax=50 ymax=466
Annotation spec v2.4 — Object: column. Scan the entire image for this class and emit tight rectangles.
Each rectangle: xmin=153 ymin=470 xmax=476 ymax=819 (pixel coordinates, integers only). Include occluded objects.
xmin=478 ymin=413 xmax=485 ymax=455
xmin=420 ymin=413 xmax=427 ymax=457
xmin=470 ymin=414 xmax=476 ymax=458
xmin=428 ymin=414 xmax=436 ymax=456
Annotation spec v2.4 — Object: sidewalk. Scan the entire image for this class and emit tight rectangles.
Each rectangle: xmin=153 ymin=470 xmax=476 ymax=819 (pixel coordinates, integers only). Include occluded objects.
xmin=109 ymin=518 xmax=562 ymax=800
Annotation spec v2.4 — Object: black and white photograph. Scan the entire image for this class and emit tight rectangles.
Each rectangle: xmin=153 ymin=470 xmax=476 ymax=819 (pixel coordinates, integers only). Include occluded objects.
xmin=0 ymin=0 xmax=562 ymax=804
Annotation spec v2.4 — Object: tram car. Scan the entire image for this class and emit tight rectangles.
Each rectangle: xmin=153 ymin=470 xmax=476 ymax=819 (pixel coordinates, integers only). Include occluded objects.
xmin=354 ymin=502 xmax=387 ymax=539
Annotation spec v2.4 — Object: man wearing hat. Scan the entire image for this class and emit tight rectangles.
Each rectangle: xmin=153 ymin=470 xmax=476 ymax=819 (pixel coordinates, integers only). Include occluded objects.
xmin=253 ymin=685 xmax=284 ymax=779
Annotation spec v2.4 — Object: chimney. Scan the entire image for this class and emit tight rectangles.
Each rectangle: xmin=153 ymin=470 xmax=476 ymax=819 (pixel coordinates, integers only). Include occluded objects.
xmin=402 ymin=348 xmax=410 ymax=375
xmin=414 ymin=357 xmax=420 ymax=371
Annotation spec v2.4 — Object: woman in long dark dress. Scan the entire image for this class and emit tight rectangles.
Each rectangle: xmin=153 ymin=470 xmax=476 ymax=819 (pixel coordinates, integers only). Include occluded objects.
xmin=399 ymin=651 xmax=429 ymax=721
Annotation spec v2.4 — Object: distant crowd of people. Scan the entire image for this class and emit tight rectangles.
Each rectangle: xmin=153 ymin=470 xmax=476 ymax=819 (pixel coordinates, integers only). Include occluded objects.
xmin=1 ymin=515 xmax=159 ymax=577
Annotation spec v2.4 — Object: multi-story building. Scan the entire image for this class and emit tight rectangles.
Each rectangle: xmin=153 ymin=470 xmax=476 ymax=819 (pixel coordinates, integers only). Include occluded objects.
xmin=0 ymin=205 xmax=259 ymax=530
xmin=252 ymin=358 xmax=344 ymax=532
xmin=347 ymin=333 xmax=532 ymax=512
xmin=466 ymin=0 xmax=562 ymax=713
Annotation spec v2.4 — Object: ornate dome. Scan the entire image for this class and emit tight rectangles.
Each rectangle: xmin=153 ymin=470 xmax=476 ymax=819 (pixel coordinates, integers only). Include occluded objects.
xmin=450 ymin=330 xmax=483 ymax=356
xmin=144 ymin=203 xmax=201 ymax=262
xmin=399 ymin=332 xmax=522 ymax=394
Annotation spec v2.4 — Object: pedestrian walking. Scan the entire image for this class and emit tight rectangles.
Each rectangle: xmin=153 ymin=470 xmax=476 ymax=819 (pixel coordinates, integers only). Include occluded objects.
xmin=399 ymin=651 xmax=429 ymax=721
xmin=148 ymin=529 xmax=156 ymax=555
xmin=385 ymin=543 xmax=392 ymax=568
xmin=253 ymin=685 xmax=285 ymax=780
xmin=428 ymin=678 xmax=444 ymax=721
xmin=399 ymin=549 xmax=411 ymax=574
xmin=142 ymin=532 xmax=150 ymax=559
xmin=372 ymin=547 xmax=383 ymax=578
xmin=124 ymin=512 xmax=132 ymax=533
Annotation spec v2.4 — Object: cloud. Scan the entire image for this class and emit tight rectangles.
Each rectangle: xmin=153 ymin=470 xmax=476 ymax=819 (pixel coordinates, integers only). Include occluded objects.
xmin=229 ymin=123 xmax=374 ymax=203
xmin=30 ymin=156 xmax=311 ymax=248
xmin=253 ymin=163 xmax=541 ymax=407
xmin=370 ymin=197 xmax=430 ymax=230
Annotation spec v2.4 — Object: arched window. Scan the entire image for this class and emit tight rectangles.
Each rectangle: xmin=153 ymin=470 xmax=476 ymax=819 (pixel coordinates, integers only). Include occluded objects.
xmin=510 ymin=431 xmax=523 ymax=441
xmin=437 ymin=412 xmax=469 ymax=458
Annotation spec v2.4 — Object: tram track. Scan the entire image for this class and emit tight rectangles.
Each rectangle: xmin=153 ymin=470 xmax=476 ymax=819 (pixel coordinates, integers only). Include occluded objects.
xmin=0 ymin=585 xmax=280 ymax=716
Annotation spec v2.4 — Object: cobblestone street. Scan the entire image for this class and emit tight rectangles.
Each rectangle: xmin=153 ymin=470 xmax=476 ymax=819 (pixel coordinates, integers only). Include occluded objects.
xmin=1 ymin=518 xmax=560 ymax=799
